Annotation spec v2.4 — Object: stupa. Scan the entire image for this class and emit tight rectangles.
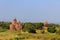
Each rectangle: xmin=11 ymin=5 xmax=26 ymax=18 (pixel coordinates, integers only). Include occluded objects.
xmin=10 ymin=17 xmax=22 ymax=31
xmin=44 ymin=21 xmax=48 ymax=26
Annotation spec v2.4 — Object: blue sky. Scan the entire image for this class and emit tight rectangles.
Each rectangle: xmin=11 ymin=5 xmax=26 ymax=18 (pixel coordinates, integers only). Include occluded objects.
xmin=0 ymin=0 xmax=60 ymax=23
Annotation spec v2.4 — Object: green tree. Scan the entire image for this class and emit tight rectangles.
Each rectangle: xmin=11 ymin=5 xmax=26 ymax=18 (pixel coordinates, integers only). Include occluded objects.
xmin=47 ymin=27 xmax=56 ymax=33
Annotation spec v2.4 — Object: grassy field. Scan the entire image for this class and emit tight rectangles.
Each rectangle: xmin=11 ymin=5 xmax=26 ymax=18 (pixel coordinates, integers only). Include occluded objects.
xmin=0 ymin=30 xmax=60 ymax=40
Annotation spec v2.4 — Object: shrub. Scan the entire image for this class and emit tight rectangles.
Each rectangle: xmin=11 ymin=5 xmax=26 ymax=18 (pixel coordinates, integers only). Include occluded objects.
xmin=34 ymin=23 xmax=44 ymax=30
xmin=0 ymin=22 xmax=10 ymax=29
xmin=22 ymin=23 xmax=36 ymax=32
xmin=47 ymin=27 xmax=56 ymax=33
xmin=28 ymin=28 xmax=36 ymax=33
xmin=22 ymin=22 xmax=44 ymax=32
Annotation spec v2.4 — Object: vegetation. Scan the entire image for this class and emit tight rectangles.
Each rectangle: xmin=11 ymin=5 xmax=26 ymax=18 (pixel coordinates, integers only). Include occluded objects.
xmin=47 ymin=27 xmax=56 ymax=33
xmin=0 ymin=21 xmax=60 ymax=40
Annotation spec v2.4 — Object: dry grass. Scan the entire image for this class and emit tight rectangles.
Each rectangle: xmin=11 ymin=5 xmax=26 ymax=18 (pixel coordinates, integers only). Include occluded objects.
xmin=0 ymin=30 xmax=60 ymax=40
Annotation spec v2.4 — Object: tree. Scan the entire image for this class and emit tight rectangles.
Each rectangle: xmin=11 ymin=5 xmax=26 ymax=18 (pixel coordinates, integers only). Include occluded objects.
xmin=34 ymin=23 xmax=44 ymax=30
xmin=47 ymin=27 xmax=56 ymax=33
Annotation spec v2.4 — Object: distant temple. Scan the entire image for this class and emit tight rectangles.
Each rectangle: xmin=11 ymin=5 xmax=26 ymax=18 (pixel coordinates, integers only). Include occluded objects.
xmin=10 ymin=17 xmax=22 ymax=31
xmin=44 ymin=21 xmax=48 ymax=25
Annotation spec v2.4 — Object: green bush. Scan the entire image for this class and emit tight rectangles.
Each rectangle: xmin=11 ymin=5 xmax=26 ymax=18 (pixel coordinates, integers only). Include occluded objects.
xmin=22 ymin=22 xmax=44 ymax=32
xmin=47 ymin=27 xmax=56 ymax=33
xmin=28 ymin=28 xmax=36 ymax=33
xmin=0 ymin=22 xmax=10 ymax=29
xmin=34 ymin=23 xmax=44 ymax=30
xmin=22 ymin=23 xmax=36 ymax=32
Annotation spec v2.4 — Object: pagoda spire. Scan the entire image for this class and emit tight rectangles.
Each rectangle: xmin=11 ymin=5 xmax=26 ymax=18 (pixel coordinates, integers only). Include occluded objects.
xmin=13 ymin=17 xmax=17 ymax=22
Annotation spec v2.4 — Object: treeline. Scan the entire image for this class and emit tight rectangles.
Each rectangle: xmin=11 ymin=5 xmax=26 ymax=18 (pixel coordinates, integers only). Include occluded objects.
xmin=22 ymin=22 xmax=60 ymax=33
xmin=0 ymin=21 xmax=60 ymax=34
